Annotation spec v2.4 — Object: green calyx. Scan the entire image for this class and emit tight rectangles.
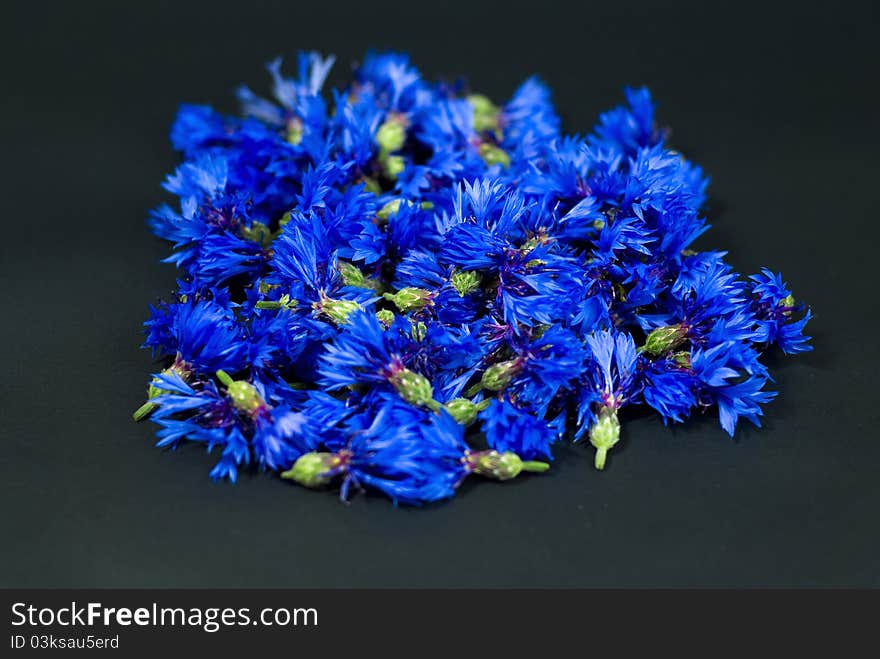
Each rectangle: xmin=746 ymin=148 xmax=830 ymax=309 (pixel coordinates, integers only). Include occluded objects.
xmin=464 ymin=358 xmax=523 ymax=397
xmin=255 ymin=293 xmax=298 ymax=311
xmin=286 ymin=118 xmax=303 ymax=145
xmin=281 ymin=452 xmax=342 ymax=488
xmin=376 ymin=309 xmax=395 ymax=327
xmin=443 ymin=397 xmax=490 ymax=426
xmin=315 ymin=295 xmax=362 ymax=325
xmin=641 ymin=324 xmax=688 ymax=356
xmin=375 ymin=115 xmax=407 ymax=154
xmin=478 ymin=142 xmax=510 ymax=168
xmin=468 ymin=450 xmax=549 ymax=481
xmin=589 ymin=406 xmax=621 ymax=470
xmin=216 ymin=370 xmax=265 ymax=415
xmin=467 ymin=93 xmax=501 ymax=134
xmin=482 ymin=359 xmax=522 ymax=391
xmin=388 ymin=368 xmax=441 ymax=411
xmin=376 ymin=198 xmax=434 ymax=222
xmin=240 ymin=221 xmax=274 ymax=247
xmin=383 ymin=287 xmax=434 ymax=312
xmin=381 ymin=154 xmax=405 ymax=179
xmin=451 ymin=270 xmax=481 ymax=296
xmin=133 ymin=361 xmax=191 ymax=422
xmin=338 ymin=261 xmax=382 ymax=292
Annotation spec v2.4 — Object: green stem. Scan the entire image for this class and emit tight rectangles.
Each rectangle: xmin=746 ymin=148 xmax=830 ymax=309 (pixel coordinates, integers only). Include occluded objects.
xmin=464 ymin=382 xmax=483 ymax=398
xmin=521 ymin=461 xmax=550 ymax=473
xmin=255 ymin=300 xmax=283 ymax=310
xmin=132 ymin=401 xmax=157 ymax=422
xmin=594 ymin=447 xmax=608 ymax=470
xmin=215 ymin=370 xmax=234 ymax=387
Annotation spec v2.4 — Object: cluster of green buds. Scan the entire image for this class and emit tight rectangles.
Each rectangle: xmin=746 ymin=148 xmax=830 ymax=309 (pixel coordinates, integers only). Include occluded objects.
xmin=589 ymin=406 xmax=621 ymax=470
xmin=385 ymin=361 xmax=490 ymax=426
xmin=132 ymin=358 xmax=192 ymax=422
xmin=465 ymin=449 xmax=549 ymax=481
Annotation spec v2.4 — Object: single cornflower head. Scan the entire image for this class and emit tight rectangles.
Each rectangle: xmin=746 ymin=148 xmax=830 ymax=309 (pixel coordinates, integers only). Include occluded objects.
xmin=464 ymin=449 xmax=549 ymax=481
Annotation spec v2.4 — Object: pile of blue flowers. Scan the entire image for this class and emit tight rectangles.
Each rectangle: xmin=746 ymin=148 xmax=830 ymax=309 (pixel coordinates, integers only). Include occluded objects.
xmin=136 ymin=52 xmax=812 ymax=504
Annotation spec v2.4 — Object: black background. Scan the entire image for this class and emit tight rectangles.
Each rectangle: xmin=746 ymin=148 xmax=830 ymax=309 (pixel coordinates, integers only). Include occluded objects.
xmin=2 ymin=1 xmax=877 ymax=587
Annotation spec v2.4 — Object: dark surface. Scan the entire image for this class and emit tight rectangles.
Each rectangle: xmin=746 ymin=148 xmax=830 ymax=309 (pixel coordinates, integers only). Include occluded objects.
xmin=1 ymin=1 xmax=877 ymax=587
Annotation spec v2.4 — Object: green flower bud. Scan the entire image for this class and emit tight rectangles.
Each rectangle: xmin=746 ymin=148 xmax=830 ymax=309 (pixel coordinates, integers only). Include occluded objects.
xmin=376 ymin=309 xmax=395 ymax=327
xmin=642 ymin=324 xmax=688 ymax=356
xmin=451 ymin=270 xmax=481 ymax=296
xmin=315 ymin=296 xmax=362 ymax=325
xmin=361 ymin=177 xmax=382 ymax=195
xmin=478 ymin=142 xmax=510 ymax=168
xmin=481 ymin=359 xmax=522 ymax=392
xmin=672 ymin=350 xmax=691 ymax=368
xmin=286 ymin=118 xmax=303 ymax=145
xmin=338 ymin=261 xmax=381 ymax=291
xmin=376 ymin=309 xmax=394 ymax=329
xmin=226 ymin=380 xmax=264 ymax=414
xmin=468 ymin=450 xmax=549 ymax=481
xmin=281 ymin=452 xmax=341 ymax=488
xmin=377 ymin=198 xmax=403 ymax=221
xmin=444 ymin=398 xmax=480 ymax=426
xmin=376 ymin=117 xmax=406 ymax=153
xmin=240 ymin=220 xmax=274 ymax=247
xmin=467 ymin=93 xmax=500 ymax=133
xmin=383 ymin=287 xmax=434 ymax=312
xmin=388 ymin=368 xmax=439 ymax=410
xmin=589 ymin=406 xmax=621 ymax=470
xmin=382 ymin=154 xmax=405 ymax=179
